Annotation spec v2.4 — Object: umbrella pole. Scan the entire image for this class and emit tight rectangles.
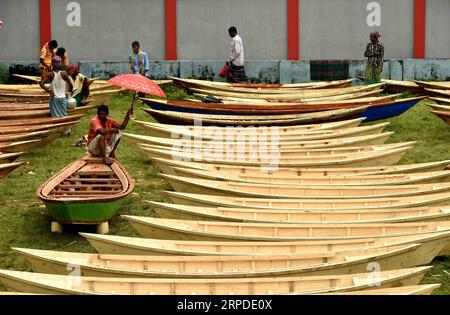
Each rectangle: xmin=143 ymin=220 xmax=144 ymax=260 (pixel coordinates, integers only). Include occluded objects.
xmin=129 ymin=91 xmax=137 ymax=120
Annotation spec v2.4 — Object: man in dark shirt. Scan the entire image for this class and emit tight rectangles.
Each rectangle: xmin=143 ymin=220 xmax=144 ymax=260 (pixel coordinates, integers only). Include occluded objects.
xmin=364 ymin=31 xmax=384 ymax=84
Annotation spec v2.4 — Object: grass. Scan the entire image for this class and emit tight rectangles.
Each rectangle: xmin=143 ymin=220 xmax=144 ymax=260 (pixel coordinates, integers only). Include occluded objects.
xmin=0 ymin=87 xmax=449 ymax=293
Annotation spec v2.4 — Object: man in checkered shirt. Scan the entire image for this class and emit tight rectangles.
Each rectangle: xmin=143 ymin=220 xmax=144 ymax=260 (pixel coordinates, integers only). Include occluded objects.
xmin=364 ymin=31 xmax=384 ymax=84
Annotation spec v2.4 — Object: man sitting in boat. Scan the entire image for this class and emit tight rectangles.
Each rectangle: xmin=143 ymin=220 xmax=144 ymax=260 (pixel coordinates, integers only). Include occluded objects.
xmin=87 ymin=104 xmax=133 ymax=165
xmin=68 ymin=64 xmax=91 ymax=106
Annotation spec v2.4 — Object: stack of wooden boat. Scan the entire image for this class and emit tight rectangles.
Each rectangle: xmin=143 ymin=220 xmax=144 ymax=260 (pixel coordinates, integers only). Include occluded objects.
xmin=425 ymin=95 xmax=450 ymax=126
xmin=137 ymin=77 xmax=426 ymax=124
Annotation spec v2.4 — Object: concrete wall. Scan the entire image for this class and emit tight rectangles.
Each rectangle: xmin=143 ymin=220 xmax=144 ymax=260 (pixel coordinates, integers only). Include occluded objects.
xmin=426 ymin=0 xmax=450 ymax=59
xmin=299 ymin=0 xmax=414 ymax=60
xmin=51 ymin=0 xmax=165 ymax=61
xmin=0 ymin=0 xmax=40 ymax=61
xmin=177 ymin=0 xmax=287 ymax=60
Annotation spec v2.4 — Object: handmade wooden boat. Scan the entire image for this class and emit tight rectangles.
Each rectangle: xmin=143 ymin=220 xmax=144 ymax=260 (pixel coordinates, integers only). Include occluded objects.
xmin=143 ymin=146 xmax=410 ymax=168
xmin=170 ymin=76 xmax=355 ymax=90
xmin=426 ymin=103 xmax=450 ymax=111
xmin=0 ymin=139 xmax=44 ymax=153
xmin=382 ymin=80 xmax=424 ymax=94
xmin=413 ymin=80 xmax=450 ymax=90
xmin=430 ymin=110 xmax=450 ymax=125
xmin=198 ymin=90 xmax=388 ymax=105
xmin=12 ymin=74 xmax=171 ymax=87
xmin=141 ymin=106 xmax=369 ymax=126
xmin=166 ymin=166 xmax=450 ymax=186
xmin=127 ymin=132 xmax=394 ymax=151
xmin=135 ymin=122 xmax=390 ymax=143
xmin=143 ymin=97 xmax=424 ymax=122
xmin=184 ymin=83 xmax=384 ymax=99
xmin=322 ymin=284 xmax=440 ymax=295
xmin=152 ymin=157 xmax=450 ymax=177
xmin=0 ymin=121 xmax=78 ymax=135
xmin=0 ymin=105 xmax=96 ymax=120
xmin=424 ymin=88 xmax=450 ymax=98
xmin=123 ymin=216 xmax=450 ymax=242
xmin=0 ymin=152 xmax=25 ymax=164
xmin=13 ymin=244 xmax=429 ymax=279
xmin=80 ymin=229 xmax=450 ymax=256
xmin=0 ymin=161 xmax=27 ymax=179
xmin=429 ymin=97 xmax=450 ymax=105
xmin=132 ymin=118 xmax=374 ymax=139
xmin=0 ymin=267 xmax=432 ymax=295
xmin=142 ymin=96 xmax=391 ymax=113
xmin=0 ymin=89 xmax=122 ymax=104
xmin=36 ymin=155 xmax=134 ymax=233
xmin=166 ymin=191 xmax=450 ymax=210
xmin=0 ymin=114 xmax=84 ymax=127
xmin=149 ymin=201 xmax=450 ymax=224
xmin=0 ymin=103 xmax=51 ymax=111
xmin=0 ymin=130 xmax=52 ymax=144
xmin=143 ymin=143 xmax=413 ymax=161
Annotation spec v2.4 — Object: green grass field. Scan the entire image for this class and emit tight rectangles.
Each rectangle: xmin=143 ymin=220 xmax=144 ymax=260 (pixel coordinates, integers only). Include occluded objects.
xmin=0 ymin=87 xmax=449 ymax=293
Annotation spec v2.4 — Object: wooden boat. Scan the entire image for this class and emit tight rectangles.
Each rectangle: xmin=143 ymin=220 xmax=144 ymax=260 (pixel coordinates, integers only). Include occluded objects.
xmin=0 ymin=267 xmax=432 ymax=295
xmin=0 ymin=152 xmax=25 ymax=164
xmin=413 ymin=80 xmax=450 ymax=90
xmin=142 ymin=97 xmax=424 ymax=122
xmin=141 ymin=106 xmax=369 ymax=126
xmin=429 ymin=97 xmax=450 ymax=105
xmin=0 ymin=103 xmax=51 ymax=111
xmin=136 ymin=122 xmax=390 ymax=142
xmin=143 ymin=142 xmax=413 ymax=160
xmin=198 ymin=90 xmax=389 ymax=105
xmin=0 ymin=89 xmax=122 ymax=104
xmin=170 ymin=76 xmax=355 ymax=90
xmin=426 ymin=103 xmax=450 ymax=111
xmin=382 ymin=80 xmax=424 ymax=94
xmin=424 ymin=88 xmax=450 ymax=98
xmin=123 ymin=216 xmax=450 ymax=242
xmin=135 ymin=116 xmax=366 ymax=133
xmin=80 ymin=229 xmax=450 ymax=256
xmin=36 ymin=155 xmax=134 ymax=234
xmin=127 ymin=132 xmax=394 ymax=151
xmin=166 ymin=190 xmax=450 ymax=210
xmin=0 ymin=114 xmax=84 ymax=127
xmin=142 ymin=146 xmax=411 ymax=168
xmin=12 ymin=74 xmax=171 ymax=87
xmin=322 ymin=284 xmax=440 ymax=295
xmin=132 ymin=118 xmax=375 ymax=139
xmin=13 ymin=244 xmax=430 ymax=279
xmin=0 ymin=121 xmax=78 ymax=135
xmin=149 ymin=201 xmax=450 ymax=224
xmin=152 ymin=157 xmax=450 ymax=177
xmin=183 ymin=83 xmax=384 ymax=98
xmin=0 ymin=130 xmax=53 ymax=144
xmin=430 ymin=110 xmax=450 ymax=125
xmin=165 ymin=166 xmax=450 ymax=186
xmin=0 ymin=139 xmax=44 ymax=153
xmin=0 ymin=105 xmax=96 ymax=120
xmin=0 ymin=161 xmax=27 ymax=179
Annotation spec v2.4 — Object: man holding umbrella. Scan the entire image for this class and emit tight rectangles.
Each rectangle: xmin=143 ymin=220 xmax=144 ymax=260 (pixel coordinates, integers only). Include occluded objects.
xmin=87 ymin=104 xmax=133 ymax=165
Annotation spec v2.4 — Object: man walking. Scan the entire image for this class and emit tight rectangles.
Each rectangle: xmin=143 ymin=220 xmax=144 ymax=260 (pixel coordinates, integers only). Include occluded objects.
xmin=226 ymin=26 xmax=248 ymax=83
xmin=364 ymin=31 xmax=384 ymax=84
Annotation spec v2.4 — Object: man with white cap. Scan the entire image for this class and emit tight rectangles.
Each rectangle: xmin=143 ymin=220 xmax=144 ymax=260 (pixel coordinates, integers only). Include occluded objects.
xmin=364 ymin=31 xmax=384 ymax=84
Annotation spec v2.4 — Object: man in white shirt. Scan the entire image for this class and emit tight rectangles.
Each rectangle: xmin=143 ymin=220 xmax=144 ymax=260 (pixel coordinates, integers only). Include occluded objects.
xmin=226 ymin=26 xmax=248 ymax=83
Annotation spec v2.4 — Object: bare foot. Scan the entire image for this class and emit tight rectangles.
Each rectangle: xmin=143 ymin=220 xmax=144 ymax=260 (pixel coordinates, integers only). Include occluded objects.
xmin=103 ymin=157 xmax=115 ymax=165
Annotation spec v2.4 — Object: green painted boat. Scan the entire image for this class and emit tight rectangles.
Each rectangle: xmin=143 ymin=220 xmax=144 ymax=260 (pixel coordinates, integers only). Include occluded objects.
xmin=36 ymin=155 xmax=134 ymax=233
